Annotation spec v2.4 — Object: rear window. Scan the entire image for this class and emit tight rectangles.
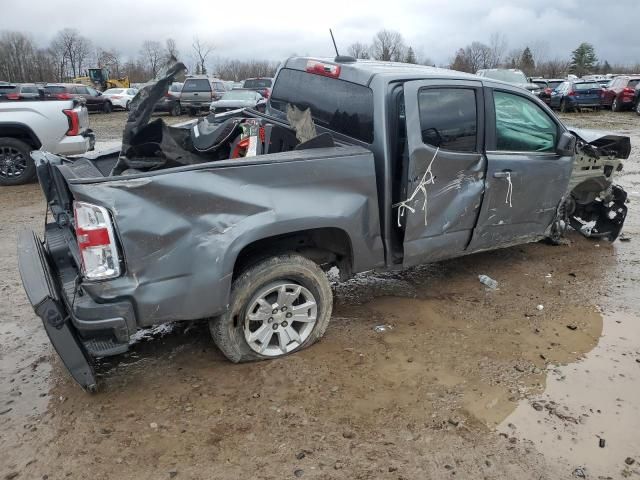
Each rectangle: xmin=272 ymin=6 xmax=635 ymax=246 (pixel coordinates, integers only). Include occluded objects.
xmin=169 ymin=83 xmax=183 ymax=92
xmin=20 ymin=86 xmax=38 ymax=93
xmin=575 ymin=83 xmax=600 ymax=91
xmin=244 ymin=78 xmax=272 ymax=89
xmin=548 ymin=81 xmax=563 ymax=89
xmin=0 ymin=85 xmax=17 ymax=93
xmin=45 ymin=86 xmax=67 ymax=94
xmin=182 ymin=79 xmax=211 ymax=92
xmin=629 ymin=79 xmax=640 ymax=88
xmin=270 ymin=69 xmax=374 ymax=143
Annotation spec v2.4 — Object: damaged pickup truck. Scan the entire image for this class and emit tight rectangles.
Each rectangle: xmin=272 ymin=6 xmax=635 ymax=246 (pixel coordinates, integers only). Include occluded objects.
xmin=17 ymin=58 xmax=630 ymax=390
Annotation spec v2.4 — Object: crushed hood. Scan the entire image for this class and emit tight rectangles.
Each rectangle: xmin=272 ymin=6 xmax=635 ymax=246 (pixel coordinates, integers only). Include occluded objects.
xmin=569 ymin=127 xmax=631 ymax=159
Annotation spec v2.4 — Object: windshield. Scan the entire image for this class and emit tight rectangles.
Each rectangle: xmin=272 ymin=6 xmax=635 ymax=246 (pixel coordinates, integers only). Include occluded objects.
xmin=169 ymin=83 xmax=183 ymax=92
xmin=244 ymin=78 xmax=272 ymax=89
xmin=483 ymin=70 xmax=528 ymax=84
xmin=104 ymin=89 xmax=124 ymax=94
xmin=221 ymin=90 xmax=256 ymax=101
xmin=575 ymin=82 xmax=601 ymax=91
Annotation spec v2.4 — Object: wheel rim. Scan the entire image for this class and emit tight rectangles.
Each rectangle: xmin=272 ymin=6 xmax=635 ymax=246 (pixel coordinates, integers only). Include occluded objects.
xmin=0 ymin=146 xmax=27 ymax=179
xmin=612 ymin=99 xmax=617 ymax=110
xmin=243 ymin=281 xmax=318 ymax=357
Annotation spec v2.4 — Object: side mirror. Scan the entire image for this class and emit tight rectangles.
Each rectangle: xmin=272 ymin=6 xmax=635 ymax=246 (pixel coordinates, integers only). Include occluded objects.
xmin=556 ymin=131 xmax=576 ymax=156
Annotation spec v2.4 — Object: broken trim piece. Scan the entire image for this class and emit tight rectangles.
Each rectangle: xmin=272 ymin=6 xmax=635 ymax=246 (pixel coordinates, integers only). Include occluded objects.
xmin=393 ymin=147 xmax=439 ymax=227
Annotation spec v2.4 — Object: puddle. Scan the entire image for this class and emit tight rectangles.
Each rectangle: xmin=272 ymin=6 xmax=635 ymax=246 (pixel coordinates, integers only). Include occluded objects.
xmin=499 ymin=311 xmax=640 ymax=478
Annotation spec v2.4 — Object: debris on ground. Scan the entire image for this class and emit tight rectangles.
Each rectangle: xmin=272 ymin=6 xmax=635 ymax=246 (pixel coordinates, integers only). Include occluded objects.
xmin=567 ymin=325 xmax=578 ymax=331
xmin=478 ymin=274 xmax=498 ymax=290
xmin=599 ymin=438 xmax=606 ymax=448
xmin=573 ymin=467 xmax=586 ymax=478
xmin=536 ymin=305 xmax=545 ymax=311
xmin=373 ymin=324 xmax=393 ymax=333
xmin=619 ymin=233 xmax=631 ymax=242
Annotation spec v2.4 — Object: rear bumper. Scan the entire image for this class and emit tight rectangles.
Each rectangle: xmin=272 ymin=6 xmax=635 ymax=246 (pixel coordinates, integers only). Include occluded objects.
xmin=17 ymin=225 xmax=136 ymax=389
xmin=51 ymin=131 xmax=95 ymax=156
xmin=17 ymin=230 xmax=97 ymax=391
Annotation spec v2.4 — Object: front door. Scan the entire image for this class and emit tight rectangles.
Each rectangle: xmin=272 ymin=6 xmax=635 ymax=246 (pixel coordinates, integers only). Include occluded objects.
xmin=467 ymin=88 xmax=574 ymax=252
xmin=400 ymin=80 xmax=486 ymax=266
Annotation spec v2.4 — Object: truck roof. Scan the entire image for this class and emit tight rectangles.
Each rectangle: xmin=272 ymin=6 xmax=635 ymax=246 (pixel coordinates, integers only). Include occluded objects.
xmin=282 ymin=56 xmax=479 ymax=86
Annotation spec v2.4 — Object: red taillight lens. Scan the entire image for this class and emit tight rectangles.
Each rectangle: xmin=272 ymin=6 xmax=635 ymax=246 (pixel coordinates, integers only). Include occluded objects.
xmin=544 ymin=88 xmax=552 ymax=94
xmin=55 ymin=93 xmax=73 ymax=100
xmin=73 ymin=201 xmax=121 ymax=280
xmin=63 ymin=109 xmax=80 ymax=136
xmin=568 ymin=90 xmax=576 ymax=96
xmin=622 ymin=87 xmax=634 ymax=95
xmin=306 ymin=60 xmax=341 ymax=78
xmin=6 ymin=93 xmax=20 ymax=100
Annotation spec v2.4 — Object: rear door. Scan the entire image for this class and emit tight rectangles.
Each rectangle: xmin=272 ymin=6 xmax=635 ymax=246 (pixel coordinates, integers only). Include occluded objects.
xmin=467 ymin=87 xmax=573 ymax=251
xmin=400 ymin=79 xmax=487 ymax=266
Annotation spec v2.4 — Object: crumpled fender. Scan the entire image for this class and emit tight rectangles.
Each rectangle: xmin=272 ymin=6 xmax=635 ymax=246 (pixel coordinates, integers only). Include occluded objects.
xmin=569 ymin=127 xmax=631 ymax=159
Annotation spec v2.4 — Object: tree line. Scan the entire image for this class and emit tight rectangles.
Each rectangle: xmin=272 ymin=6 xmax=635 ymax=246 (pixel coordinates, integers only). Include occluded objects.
xmin=0 ymin=29 xmax=278 ymax=84
xmin=2 ymin=28 xmax=639 ymax=85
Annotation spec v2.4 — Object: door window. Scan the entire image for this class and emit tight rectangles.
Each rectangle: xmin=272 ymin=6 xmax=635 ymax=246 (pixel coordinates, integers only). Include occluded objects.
xmin=493 ymin=91 xmax=557 ymax=153
xmin=417 ymin=88 xmax=477 ymax=152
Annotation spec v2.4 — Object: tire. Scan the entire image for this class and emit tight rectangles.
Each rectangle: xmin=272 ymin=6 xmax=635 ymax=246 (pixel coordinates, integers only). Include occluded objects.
xmin=170 ymin=102 xmax=181 ymax=116
xmin=560 ymin=99 xmax=571 ymax=113
xmin=0 ymin=137 xmax=36 ymax=186
xmin=611 ymin=97 xmax=620 ymax=112
xmin=103 ymin=101 xmax=112 ymax=113
xmin=125 ymin=101 xmax=131 ymax=111
xmin=210 ymin=254 xmax=333 ymax=363
xmin=636 ymin=101 xmax=640 ymax=116
xmin=188 ymin=108 xmax=197 ymax=116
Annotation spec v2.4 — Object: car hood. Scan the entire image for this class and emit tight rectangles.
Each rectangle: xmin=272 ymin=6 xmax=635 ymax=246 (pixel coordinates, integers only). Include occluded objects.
xmin=569 ymin=127 xmax=631 ymax=159
xmin=515 ymin=82 xmax=542 ymax=91
xmin=210 ymin=99 xmax=257 ymax=108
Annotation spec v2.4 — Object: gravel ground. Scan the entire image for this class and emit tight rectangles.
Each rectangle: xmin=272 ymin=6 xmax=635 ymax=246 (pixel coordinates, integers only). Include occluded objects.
xmin=0 ymin=109 xmax=638 ymax=480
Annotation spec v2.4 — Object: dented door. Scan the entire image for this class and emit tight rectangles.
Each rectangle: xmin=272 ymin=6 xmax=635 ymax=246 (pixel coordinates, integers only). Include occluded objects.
xmin=400 ymin=80 xmax=486 ymax=266
xmin=466 ymin=88 xmax=574 ymax=252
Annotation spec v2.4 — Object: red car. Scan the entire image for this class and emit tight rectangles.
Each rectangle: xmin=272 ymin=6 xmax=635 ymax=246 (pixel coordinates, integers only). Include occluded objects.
xmin=602 ymin=75 xmax=640 ymax=111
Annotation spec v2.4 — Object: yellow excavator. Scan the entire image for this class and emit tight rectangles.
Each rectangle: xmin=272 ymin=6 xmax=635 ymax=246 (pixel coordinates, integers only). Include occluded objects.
xmin=73 ymin=68 xmax=130 ymax=91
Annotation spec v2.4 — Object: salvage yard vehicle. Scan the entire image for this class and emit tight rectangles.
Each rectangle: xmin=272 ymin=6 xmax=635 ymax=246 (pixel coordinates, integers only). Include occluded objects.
xmin=601 ymin=75 xmax=640 ymax=111
xmin=44 ymin=84 xmax=114 ymax=113
xmin=549 ymin=80 xmax=603 ymax=112
xmin=242 ymin=77 xmax=273 ymax=98
xmin=17 ymin=58 xmax=630 ymax=390
xmin=0 ymin=83 xmax=41 ymax=101
xmin=209 ymin=89 xmax=267 ymax=114
xmin=0 ymin=98 xmax=94 ymax=185
xmin=532 ymin=79 xmax=564 ymax=105
xmin=101 ymin=88 xmax=138 ymax=111
xmin=476 ymin=68 xmax=542 ymax=96
xmin=154 ymin=82 xmax=183 ymax=116
xmin=180 ymin=76 xmax=226 ymax=115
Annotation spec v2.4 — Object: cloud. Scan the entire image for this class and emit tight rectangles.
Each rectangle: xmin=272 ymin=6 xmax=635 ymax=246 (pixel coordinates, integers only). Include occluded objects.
xmin=1 ymin=0 xmax=638 ymax=67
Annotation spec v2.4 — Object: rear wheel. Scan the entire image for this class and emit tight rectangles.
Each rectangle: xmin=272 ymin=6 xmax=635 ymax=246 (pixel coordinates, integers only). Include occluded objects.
xmin=170 ymin=102 xmax=181 ymax=116
xmin=125 ymin=101 xmax=131 ymax=111
xmin=103 ymin=101 xmax=112 ymax=113
xmin=560 ymin=99 xmax=571 ymax=113
xmin=0 ymin=137 xmax=36 ymax=186
xmin=209 ymin=254 xmax=333 ymax=363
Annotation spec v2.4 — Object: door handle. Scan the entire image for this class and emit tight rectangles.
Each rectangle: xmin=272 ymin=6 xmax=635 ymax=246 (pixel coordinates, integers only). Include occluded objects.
xmin=493 ymin=170 xmax=514 ymax=179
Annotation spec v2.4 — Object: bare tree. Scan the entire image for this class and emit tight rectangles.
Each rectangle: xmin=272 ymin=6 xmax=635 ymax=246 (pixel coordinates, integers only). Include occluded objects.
xmin=165 ymin=38 xmax=179 ymax=62
xmin=192 ymin=36 xmax=214 ymax=75
xmin=50 ymin=28 xmax=92 ymax=79
xmin=347 ymin=42 xmax=370 ymax=59
xmin=214 ymin=58 xmax=279 ymax=81
xmin=97 ymin=48 xmax=122 ymax=78
xmin=140 ymin=40 xmax=163 ymax=78
xmin=488 ymin=33 xmax=508 ymax=68
xmin=371 ymin=30 xmax=405 ymax=61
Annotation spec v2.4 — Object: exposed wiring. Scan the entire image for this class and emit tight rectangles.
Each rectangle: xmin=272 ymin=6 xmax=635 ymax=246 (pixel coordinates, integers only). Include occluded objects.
xmin=393 ymin=147 xmax=439 ymax=227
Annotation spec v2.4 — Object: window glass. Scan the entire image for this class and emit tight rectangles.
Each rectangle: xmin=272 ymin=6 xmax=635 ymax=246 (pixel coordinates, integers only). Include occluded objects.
xmin=548 ymin=81 xmax=563 ymax=90
xmin=21 ymin=86 xmax=37 ymax=93
xmin=270 ymin=68 xmax=374 ymax=143
xmin=574 ymin=82 xmax=600 ymax=91
xmin=244 ymin=78 xmax=272 ymax=89
xmin=628 ymin=79 xmax=640 ymax=88
xmin=75 ymin=86 xmax=89 ymax=94
xmin=418 ymin=88 xmax=477 ymax=152
xmin=494 ymin=91 xmax=557 ymax=152
xmin=182 ymin=79 xmax=211 ymax=92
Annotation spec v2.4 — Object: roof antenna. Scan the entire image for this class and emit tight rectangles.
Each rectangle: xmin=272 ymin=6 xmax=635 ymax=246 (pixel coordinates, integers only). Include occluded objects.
xmin=330 ymin=29 xmax=356 ymax=63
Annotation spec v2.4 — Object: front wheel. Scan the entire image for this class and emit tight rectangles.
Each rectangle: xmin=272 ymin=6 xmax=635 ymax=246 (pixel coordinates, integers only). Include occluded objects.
xmin=170 ymin=102 xmax=181 ymax=116
xmin=611 ymin=97 xmax=620 ymax=112
xmin=103 ymin=101 xmax=112 ymax=113
xmin=210 ymin=254 xmax=333 ymax=363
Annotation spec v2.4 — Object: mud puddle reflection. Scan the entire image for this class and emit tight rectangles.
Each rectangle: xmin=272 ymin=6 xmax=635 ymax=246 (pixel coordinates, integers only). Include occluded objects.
xmin=499 ymin=310 xmax=640 ymax=478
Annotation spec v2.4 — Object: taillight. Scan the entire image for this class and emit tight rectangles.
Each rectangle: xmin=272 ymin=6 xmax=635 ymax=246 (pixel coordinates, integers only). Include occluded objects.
xmin=622 ymin=87 xmax=634 ymax=95
xmin=63 ymin=109 xmax=80 ymax=136
xmin=56 ymin=93 xmax=73 ymax=100
xmin=6 ymin=93 xmax=20 ymax=100
xmin=306 ymin=60 xmax=341 ymax=78
xmin=544 ymin=88 xmax=552 ymax=94
xmin=73 ymin=201 xmax=121 ymax=280
xmin=568 ymin=90 xmax=576 ymax=96
xmin=261 ymin=89 xmax=270 ymax=98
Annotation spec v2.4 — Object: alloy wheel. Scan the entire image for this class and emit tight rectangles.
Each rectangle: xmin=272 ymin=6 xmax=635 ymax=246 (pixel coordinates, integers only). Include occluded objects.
xmin=0 ymin=146 xmax=27 ymax=180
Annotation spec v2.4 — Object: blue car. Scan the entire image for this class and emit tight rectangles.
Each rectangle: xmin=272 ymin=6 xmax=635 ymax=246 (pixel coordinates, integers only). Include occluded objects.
xmin=550 ymin=80 xmax=603 ymax=112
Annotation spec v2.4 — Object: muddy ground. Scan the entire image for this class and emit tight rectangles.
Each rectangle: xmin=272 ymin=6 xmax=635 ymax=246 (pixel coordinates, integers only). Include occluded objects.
xmin=1 ymin=110 xmax=639 ymax=480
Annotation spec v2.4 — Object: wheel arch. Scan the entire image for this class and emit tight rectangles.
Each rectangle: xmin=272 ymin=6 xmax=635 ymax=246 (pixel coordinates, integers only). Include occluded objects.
xmin=0 ymin=123 xmax=42 ymax=149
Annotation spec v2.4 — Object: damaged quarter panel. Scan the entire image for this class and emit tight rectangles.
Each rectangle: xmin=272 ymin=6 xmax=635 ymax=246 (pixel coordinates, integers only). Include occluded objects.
xmin=66 ymin=146 xmax=384 ymax=325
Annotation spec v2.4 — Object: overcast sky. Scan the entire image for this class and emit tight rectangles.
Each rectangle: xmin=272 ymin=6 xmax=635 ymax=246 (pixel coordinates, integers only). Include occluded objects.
xmin=1 ymin=0 xmax=639 ymax=68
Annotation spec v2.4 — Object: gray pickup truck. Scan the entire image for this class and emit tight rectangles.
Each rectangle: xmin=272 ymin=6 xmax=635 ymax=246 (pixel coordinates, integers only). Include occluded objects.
xmin=18 ymin=57 xmax=629 ymax=390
